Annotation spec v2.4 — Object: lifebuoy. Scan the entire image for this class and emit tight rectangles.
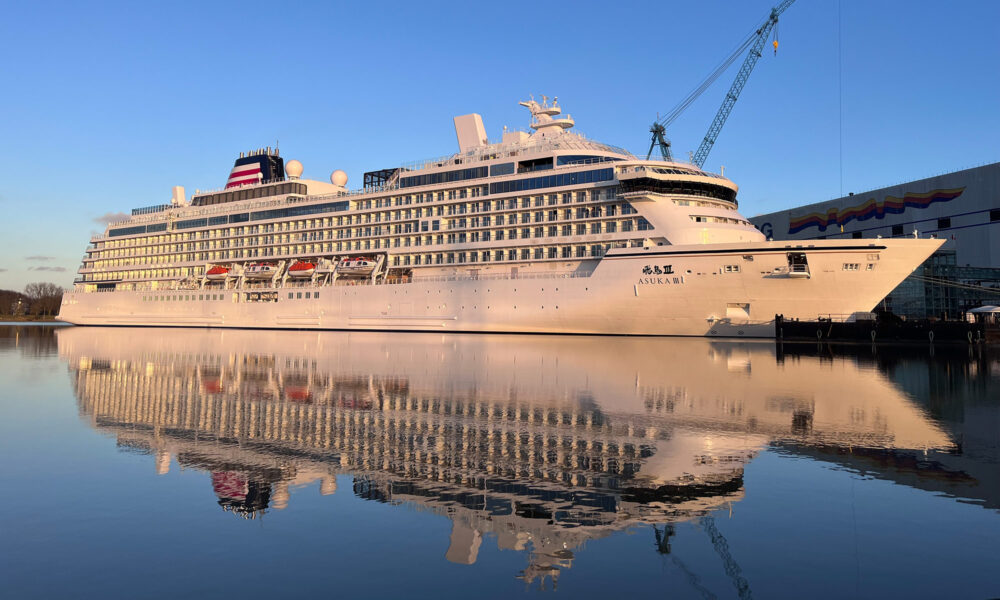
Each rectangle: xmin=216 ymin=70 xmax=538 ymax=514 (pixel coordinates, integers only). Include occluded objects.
xmin=816 ymin=329 xmax=823 ymax=339
xmin=870 ymin=330 xmax=877 ymax=342
xmin=928 ymin=330 xmax=935 ymax=342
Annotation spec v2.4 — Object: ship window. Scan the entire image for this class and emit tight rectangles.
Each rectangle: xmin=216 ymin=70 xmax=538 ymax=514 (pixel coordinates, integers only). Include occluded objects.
xmin=490 ymin=168 xmax=614 ymax=195
xmin=891 ymin=225 xmax=904 ymax=236
xmin=297 ymin=292 xmax=302 ymax=299
xmin=991 ymin=209 xmax=1000 ymax=222
xmin=399 ymin=166 xmax=488 ymax=188
xmin=517 ymin=157 xmax=553 ymax=173
xmin=937 ymin=217 xmax=951 ymax=229
xmin=852 ymin=231 xmax=863 ymax=239
xmin=489 ymin=162 xmax=515 ymax=176
xmin=314 ymin=292 xmax=320 ymax=299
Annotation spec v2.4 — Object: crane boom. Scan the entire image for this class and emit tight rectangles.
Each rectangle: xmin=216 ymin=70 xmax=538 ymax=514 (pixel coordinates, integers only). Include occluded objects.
xmin=691 ymin=0 xmax=795 ymax=168
xmin=701 ymin=516 xmax=753 ymax=600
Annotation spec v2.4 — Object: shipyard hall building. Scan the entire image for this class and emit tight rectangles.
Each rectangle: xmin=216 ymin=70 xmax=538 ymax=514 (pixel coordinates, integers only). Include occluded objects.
xmin=750 ymin=162 xmax=1000 ymax=319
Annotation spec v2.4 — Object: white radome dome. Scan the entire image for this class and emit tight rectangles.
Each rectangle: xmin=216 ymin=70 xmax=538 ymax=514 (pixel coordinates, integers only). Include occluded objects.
xmin=331 ymin=169 xmax=348 ymax=187
xmin=285 ymin=159 xmax=303 ymax=178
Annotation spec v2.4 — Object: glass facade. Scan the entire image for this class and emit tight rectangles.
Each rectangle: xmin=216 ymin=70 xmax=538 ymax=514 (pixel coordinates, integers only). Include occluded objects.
xmin=886 ymin=251 xmax=1000 ymax=319
xmin=488 ymin=163 xmax=515 ymax=176
xmin=489 ymin=168 xmax=614 ymax=195
xmin=191 ymin=182 xmax=307 ymax=206
xmin=400 ymin=167 xmax=488 ymax=189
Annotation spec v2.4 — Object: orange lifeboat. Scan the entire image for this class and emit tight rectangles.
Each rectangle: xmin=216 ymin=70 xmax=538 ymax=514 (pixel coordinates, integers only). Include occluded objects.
xmin=202 ymin=379 xmax=223 ymax=394
xmin=285 ymin=385 xmax=312 ymax=402
xmin=206 ymin=265 xmax=230 ymax=281
xmin=288 ymin=261 xmax=316 ymax=278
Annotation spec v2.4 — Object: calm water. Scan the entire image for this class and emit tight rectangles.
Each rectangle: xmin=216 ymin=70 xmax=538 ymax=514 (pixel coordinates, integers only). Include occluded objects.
xmin=1 ymin=325 xmax=999 ymax=599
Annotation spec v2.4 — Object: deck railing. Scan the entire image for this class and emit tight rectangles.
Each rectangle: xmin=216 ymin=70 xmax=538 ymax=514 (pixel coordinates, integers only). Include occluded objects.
xmin=76 ymin=267 xmax=596 ymax=293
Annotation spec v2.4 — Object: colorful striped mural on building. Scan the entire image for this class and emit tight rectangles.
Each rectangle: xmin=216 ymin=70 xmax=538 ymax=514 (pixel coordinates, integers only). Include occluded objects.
xmin=788 ymin=188 xmax=965 ymax=234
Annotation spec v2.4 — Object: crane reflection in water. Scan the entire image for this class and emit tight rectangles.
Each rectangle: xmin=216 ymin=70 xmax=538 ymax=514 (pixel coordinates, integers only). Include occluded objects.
xmin=52 ymin=326 xmax=994 ymax=591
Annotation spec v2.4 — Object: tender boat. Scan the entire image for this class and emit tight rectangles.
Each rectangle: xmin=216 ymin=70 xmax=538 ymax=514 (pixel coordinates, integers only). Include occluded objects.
xmin=244 ymin=263 xmax=277 ymax=280
xmin=337 ymin=256 xmax=376 ymax=276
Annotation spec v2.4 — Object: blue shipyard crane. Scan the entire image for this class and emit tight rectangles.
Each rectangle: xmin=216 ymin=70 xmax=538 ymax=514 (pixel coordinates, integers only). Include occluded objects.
xmin=647 ymin=0 xmax=796 ymax=167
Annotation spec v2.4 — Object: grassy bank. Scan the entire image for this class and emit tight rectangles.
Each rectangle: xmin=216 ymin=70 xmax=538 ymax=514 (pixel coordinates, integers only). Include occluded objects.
xmin=0 ymin=315 xmax=65 ymax=322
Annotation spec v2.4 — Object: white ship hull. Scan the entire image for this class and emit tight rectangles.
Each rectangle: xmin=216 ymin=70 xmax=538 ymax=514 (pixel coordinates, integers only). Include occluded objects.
xmin=59 ymin=239 xmax=941 ymax=337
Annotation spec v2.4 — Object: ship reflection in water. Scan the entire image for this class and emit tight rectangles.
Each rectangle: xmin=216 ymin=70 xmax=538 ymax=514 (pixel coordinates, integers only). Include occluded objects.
xmin=50 ymin=327 xmax=999 ymax=590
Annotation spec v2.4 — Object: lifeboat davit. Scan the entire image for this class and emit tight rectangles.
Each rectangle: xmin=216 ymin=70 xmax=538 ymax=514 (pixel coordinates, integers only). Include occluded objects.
xmin=288 ymin=261 xmax=316 ymax=278
xmin=206 ymin=265 xmax=230 ymax=281
xmin=244 ymin=262 xmax=277 ymax=280
xmin=338 ymin=256 xmax=376 ymax=276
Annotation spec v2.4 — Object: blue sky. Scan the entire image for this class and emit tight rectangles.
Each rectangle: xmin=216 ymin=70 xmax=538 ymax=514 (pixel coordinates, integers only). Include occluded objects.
xmin=1 ymin=0 xmax=997 ymax=290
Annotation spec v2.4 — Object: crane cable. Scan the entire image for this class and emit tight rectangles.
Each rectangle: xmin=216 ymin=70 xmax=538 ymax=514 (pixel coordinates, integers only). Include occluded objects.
xmin=907 ymin=274 xmax=1000 ymax=296
xmin=656 ymin=21 xmax=765 ymax=129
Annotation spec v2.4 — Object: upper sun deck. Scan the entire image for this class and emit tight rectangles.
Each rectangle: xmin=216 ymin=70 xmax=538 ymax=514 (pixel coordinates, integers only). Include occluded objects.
xmin=396 ymin=131 xmax=633 ymax=175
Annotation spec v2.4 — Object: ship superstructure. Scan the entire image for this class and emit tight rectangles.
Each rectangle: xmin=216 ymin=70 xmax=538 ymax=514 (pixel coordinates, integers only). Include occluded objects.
xmin=60 ymin=98 xmax=942 ymax=336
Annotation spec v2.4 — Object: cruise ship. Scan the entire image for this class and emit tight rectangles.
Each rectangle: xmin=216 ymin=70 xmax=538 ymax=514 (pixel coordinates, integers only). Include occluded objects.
xmin=54 ymin=326 xmax=959 ymax=584
xmin=59 ymin=97 xmax=943 ymax=336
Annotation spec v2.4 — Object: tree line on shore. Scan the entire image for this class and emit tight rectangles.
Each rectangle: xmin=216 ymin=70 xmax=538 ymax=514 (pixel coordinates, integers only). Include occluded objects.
xmin=1 ymin=283 xmax=64 ymax=318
